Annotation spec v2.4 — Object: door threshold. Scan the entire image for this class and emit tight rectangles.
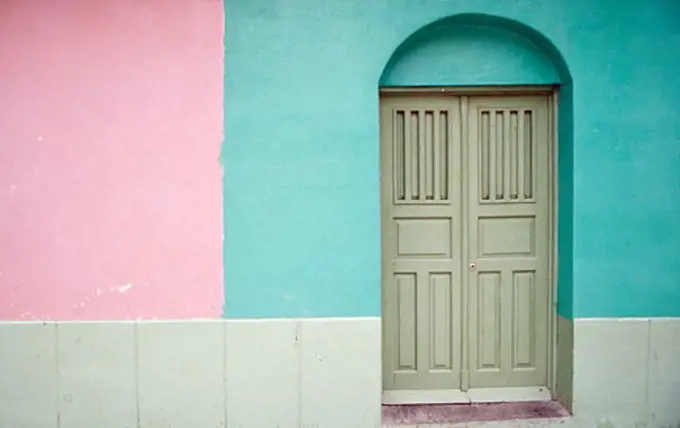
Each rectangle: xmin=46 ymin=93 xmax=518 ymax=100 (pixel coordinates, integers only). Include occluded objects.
xmin=383 ymin=387 xmax=551 ymax=405
xmin=382 ymin=400 xmax=569 ymax=426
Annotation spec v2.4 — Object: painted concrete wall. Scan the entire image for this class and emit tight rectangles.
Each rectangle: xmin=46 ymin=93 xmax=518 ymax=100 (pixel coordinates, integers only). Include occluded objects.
xmin=0 ymin=319 xmax=382 ymax=428
xmin=1 ymin=318 xmax=679 ymax=428
xmin=2 ymin=0 xmax=677 ymax=321
xmin=1 ymin=2 xmax=679 ymax=427
xmin=0 ymin=0 xmax=224 ymax=320
xmin=224 ymin=0 xmax=680 ymax=319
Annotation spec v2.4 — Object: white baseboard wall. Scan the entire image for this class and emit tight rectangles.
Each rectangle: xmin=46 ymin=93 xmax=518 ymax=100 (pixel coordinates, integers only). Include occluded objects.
xmin=0 ymin=317 xmax=678 ymax=428
xmin=0 ymin=318 xmax=382 ymax=428
xmin=572 ymin=318 xmax=680 ymax=428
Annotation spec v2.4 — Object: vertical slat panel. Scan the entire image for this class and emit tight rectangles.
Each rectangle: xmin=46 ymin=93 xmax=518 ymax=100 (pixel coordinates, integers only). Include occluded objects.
xmin=503 ymin=110 xmax=511 ymax=201
xmin=479 ymin=272 xmax=501 ymax=369
xmin=410 ymin=111 xmax=419 ymax=200
xmin=440 ymin=111 xmax=449 ymax=200
xmin=396 ymin=273 xmax=417 ymax=370
xmin=495 ymin=111 xmax=503 ymax=199
xmin=480 ymin=111 xmax=490 ymax=201
xmin=403 ymin=110 xmax=412 ymax=201
xmin=517 ymin=109 xmax=525 ymax=200
xmin=430 ymin=273 xmax=452 ymax=370
xmin=489 ymin=110 xmax=497 ymax=201
xmin=394 ymin=110 xmax=405 ymax=201
xmin=531 ymin=109 xmax=537 ymax=199
xmin=433 ymin=111 xmax=441 ymax=201
xmin=512 ymin=271 xmax=535 ymax=368
xmin=425 ymin=111 xmax=434 ymax=200
xmin=510 ymin=111 xmax=519 ymax=199
xmin=523 ymin=110 xmax=534 ymax=199
xmin=418 ymin=110 xmax=426 ymax=200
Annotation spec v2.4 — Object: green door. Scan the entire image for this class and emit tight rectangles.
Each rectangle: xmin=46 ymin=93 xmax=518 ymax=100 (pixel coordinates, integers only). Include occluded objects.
xmin=381 ymin=92 xmax=552 ymax=404
xmin=380 ymin=95 xmax=465 ymax=404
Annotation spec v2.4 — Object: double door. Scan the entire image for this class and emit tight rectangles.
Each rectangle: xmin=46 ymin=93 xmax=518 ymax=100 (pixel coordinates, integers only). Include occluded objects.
xmin=380 ymin=92 xmax=552 ymax=404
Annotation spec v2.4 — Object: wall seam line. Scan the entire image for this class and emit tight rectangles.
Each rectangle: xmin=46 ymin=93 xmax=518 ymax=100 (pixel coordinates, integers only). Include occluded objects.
xmin=134 ymin=322 xmax=141 ymax=428
xmin=54 ymin=323 xmax=61 ymax=428
xmin=223 ymin=319 xmax=228 ymax=426
xmin=644 ymin=319 xmax=651 ymax=426
xmin=297 ymin=321 xmax=303 ymax=428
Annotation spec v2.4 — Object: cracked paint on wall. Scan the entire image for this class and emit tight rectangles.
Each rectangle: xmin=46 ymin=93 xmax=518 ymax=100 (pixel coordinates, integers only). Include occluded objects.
xmin=0 ymin=0 xmax=224 ymax=320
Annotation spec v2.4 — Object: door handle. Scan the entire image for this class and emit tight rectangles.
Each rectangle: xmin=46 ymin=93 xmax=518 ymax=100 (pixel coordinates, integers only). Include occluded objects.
xmin=468 ymin=262 xmax=476 ymax=271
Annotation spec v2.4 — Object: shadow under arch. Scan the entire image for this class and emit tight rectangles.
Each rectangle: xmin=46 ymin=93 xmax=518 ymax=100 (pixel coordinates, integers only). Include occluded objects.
xmin=379 ymin=14 xmax=575 ymax=407
xmin=380 ymin=13 xmax=572 ymax=87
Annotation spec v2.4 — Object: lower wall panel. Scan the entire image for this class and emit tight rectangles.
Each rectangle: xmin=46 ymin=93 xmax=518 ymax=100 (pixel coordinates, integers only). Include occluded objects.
xmin=572 ymin=318 xmax=680 ymax=428
xmin=0 ymin=318 xmax=381 ymax=428
xmin=1 ymin=317 xmax=679 ymax=428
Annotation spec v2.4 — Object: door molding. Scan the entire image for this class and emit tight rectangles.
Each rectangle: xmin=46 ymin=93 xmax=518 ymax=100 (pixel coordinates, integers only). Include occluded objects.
xmin=380 ymin=85 xmax=557 ymax=96
xmin=379 ymin=86 xmax=559 ymax=404
xmin=383 ymin=387 xmax=552 ymax=405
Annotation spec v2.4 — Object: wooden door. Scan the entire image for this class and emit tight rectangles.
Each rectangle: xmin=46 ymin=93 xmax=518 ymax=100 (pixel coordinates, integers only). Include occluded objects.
xmin=465 ymin=95 xmax=551 ymax=391
xmin=381 ymin=91 xmax=552 ymax=404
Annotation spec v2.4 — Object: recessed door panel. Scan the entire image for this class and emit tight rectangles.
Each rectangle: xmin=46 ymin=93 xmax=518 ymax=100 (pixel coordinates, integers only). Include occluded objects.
xmin=381 ymin=96 xmax=463 ymax=392
xmin=466 ymin=96 xmax=550 ymax=389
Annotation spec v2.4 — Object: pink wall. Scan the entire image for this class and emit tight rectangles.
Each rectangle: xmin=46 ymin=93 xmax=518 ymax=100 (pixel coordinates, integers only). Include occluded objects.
xmin=0 ymin=0 xmax=224 ymax=320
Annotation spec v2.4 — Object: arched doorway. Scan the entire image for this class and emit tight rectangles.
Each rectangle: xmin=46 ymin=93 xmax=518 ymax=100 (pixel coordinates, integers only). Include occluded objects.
xmin=379 ymin=14 xmax=573 ymax=406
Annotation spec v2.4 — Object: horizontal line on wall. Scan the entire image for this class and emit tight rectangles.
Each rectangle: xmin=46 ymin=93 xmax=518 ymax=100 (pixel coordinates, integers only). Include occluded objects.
xmin=0 ymin=319 xmax=213 ymax=325
xmin=0 ymin=317 xmax=382 ymax=324
xmin=5 ymin=317 xmax=679 ymax=324
xmin=225 ymin=317 xmax=381 ymax=323
xmin=574 ymin=317 xmax=680 ymax=322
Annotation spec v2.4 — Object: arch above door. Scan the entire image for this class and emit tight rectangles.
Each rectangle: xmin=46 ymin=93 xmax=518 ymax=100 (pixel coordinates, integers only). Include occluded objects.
xmin=380 ymin=13 xmax=570 ymax=87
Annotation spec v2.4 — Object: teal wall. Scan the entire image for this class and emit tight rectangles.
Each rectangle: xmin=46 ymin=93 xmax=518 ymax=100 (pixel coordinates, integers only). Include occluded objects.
xmin=381 ymin=22 xmax=560 ymax=86
xmin=223 ymin=0 xmax=680 ymax=319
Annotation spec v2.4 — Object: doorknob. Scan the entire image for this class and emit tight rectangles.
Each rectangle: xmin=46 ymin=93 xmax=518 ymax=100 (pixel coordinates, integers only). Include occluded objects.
xmin=469 ymin=262 xmax=476 ymax=271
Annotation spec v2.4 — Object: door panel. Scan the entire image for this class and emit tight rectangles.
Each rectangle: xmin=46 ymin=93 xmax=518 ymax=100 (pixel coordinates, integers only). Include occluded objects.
xmin=381 ymin=92 xmax=552 ymax=399
xmin=466 ymin=96 xmax=550 ymax=389
xmin=381 ymin=96 xmax=463 ymax=391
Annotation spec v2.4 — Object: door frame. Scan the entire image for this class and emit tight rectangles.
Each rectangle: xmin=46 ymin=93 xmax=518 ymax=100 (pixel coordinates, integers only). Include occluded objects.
xmin=379 ymin=85 xmax=560 ymax=403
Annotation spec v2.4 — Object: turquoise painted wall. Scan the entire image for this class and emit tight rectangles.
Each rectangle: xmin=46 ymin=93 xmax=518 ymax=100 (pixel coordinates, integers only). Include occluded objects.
xmin=223 ymin=0 xmax=680 ymax=319
xmin=381 ymin=23 xmax=560 ymax=86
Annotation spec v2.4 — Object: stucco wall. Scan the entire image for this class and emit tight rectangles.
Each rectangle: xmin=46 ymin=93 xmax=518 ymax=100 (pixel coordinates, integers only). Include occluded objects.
xmin=0 ymin=0 xmax=224 ymax=320
xmin=1 ymin=1 xmax=679 ymax=427
xmin=224 ymin=0 xmax=680 ymax=319
xmin=2 ymin=0 xmax=677 ymax=322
